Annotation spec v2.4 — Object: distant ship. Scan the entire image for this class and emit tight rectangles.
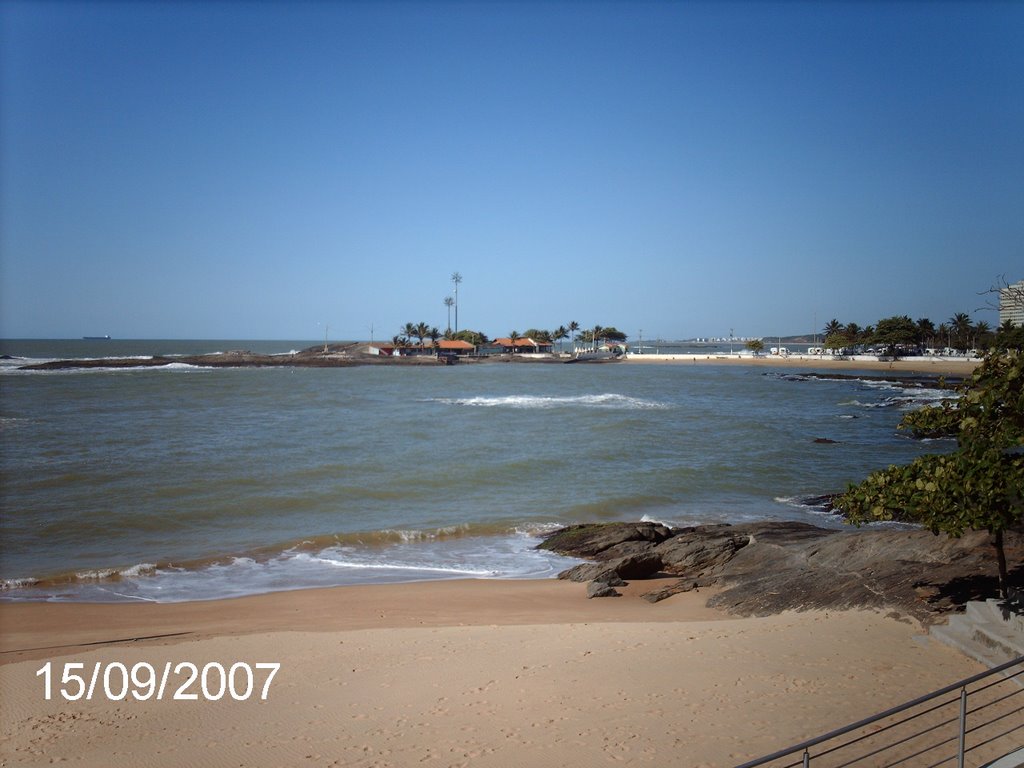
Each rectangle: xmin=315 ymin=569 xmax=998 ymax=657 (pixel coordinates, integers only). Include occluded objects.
xmin=83 ymin=335 xmax=112 ymax=340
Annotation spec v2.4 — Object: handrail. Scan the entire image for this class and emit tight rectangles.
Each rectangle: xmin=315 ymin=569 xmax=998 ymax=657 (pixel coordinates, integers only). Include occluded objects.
xmin=735 ymin=655 xmax=1024 ymax=768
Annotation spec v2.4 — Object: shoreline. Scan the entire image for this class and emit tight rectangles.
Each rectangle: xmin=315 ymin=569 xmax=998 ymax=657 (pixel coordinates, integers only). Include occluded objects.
xmin=623 ymin=353 xmax=979 ymax=376
xmin=9 ymin=339 xmax=981 ymax=376
xmin=0 ymin=578 xmax=729 ymax=663
xmin=0 ymin=578 xmax=992 ymax=767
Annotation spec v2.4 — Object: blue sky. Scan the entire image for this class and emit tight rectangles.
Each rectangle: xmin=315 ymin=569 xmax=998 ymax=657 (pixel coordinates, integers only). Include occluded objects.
xmin=1 ymin=1 xmax=1021 ymax=341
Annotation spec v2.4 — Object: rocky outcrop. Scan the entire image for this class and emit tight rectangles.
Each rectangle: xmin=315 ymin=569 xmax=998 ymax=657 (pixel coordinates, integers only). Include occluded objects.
xmin=540 ymin=521 xmax=1024 ymax=621
xmin=559 ymin=552 xmax=664 ymax=584
xmin=537 ymin=522 xmax=674 ymax=559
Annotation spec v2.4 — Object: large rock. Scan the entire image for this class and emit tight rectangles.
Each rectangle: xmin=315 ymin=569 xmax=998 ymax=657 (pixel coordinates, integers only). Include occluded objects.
xmin=538 ymin=522 xmax=673 ymax=559
xmin=654 ymin=525 xmax=753 ymax=575
xmin=541 ymin=520 xmax=1024 ymax=622
xmin=559 ymin=552 xmax=663 ymax=584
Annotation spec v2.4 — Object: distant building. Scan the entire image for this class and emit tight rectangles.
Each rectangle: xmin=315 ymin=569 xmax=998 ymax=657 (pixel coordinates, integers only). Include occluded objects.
xmin=486 ymin=337 xmax=554 ymax=355
xmin=435 ymin=339 xmax=476 ymax=356
xmin=1000 ymin=281 xmax=1024 ymax=327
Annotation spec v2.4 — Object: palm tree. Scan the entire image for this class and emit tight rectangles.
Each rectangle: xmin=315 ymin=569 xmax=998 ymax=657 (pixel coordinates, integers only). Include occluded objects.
xmin=823 ymin=319 xmax=844 ymax=339
xmin=451 ymin=272 xmax=462 ymax=333
xmin=592 ymin=325 xmax=604 ymax=351
xmin=568 ymin=321 xmax=579 ymax=350
xmin=916 ymin=318 xmax=936 ymax=349
xmin=415 ymin=322 xmax=429 ymax=349
xmin=428 ymin=326 xmax=441 ymax=352
xmin=949 ymin=312 xmax=973 ymax=351
xmin=443 ymin=297 xmax=454 ymax=334
xmin=553 ymin=325 xmax=568 ymax=353
xmin=938 ymin=323 xmax=951 ymax=350
xmin=508 ymin=330 xmax=520 ymax=355
xmin=974 ymin=321 xmax=991 ymax=350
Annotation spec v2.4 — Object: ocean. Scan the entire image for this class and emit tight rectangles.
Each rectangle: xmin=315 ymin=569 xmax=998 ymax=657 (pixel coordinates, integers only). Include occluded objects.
xmin=0 ymin=339 xmax=954 ymax=602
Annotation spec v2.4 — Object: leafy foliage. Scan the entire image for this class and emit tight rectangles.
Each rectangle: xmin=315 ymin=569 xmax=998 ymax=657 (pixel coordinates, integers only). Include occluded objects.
xmin=451 ymin=329 xmax=488 ymax=346
xmin=871 ymin=315 xmax=918 ymax=353
xmin=835 ymin=352 xmax=1024 ymax=594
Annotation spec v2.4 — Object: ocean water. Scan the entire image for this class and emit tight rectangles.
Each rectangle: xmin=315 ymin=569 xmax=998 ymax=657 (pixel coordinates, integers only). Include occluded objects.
xmin=0 ymin=339 xmax=955 ymax=602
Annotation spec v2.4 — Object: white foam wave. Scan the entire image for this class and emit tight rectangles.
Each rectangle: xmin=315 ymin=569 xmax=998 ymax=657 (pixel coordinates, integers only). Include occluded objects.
xmin=429 ymin=393 xmax=671 ymax=410
xmin=1 ymin=533 xmax=584 ymax=603
xmin=74 ymin=563 xmax=157 ymax=581
xmin=773 ymin=496 xmax=837 ymax=518
xmin=0 ymin=577 xmax=40 ymax=590
xmin=302 ymin=554 xmax=495 ymax=577
xmin=639 ymin=513 xmax=674 ymax=527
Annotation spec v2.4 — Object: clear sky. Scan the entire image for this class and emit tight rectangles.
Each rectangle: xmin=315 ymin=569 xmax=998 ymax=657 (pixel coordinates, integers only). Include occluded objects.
xmin=1 ymin=1 xmax=1021 ymax=341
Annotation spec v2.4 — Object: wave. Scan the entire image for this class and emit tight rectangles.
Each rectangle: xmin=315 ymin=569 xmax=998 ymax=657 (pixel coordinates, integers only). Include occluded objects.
xmin=0 ymin=521 xmax=583 ymax=602
xmin=297 ymin=553 xmax=497 ymax=577
xmin=425 ymin=393 xmax=672 ymax=410
xmin=3 ymin=362 xmax=213 ymax=376
xmin=774 ymin=495 xmax=837 ymax=517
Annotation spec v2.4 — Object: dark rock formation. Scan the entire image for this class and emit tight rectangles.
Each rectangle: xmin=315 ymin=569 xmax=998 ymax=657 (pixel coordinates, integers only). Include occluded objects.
xmin=587 ymin=582 xmax=621 ymax=598
xmin=537 ymin=521 xmax=673 ymax=559
xmin=559 ymin=552 xmax=663 ymax=584
xmin=540 ymin=521 xmax=1024 ymax=623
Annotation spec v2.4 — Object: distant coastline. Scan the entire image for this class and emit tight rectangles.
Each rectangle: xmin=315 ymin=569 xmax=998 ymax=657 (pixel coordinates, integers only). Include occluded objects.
xmin=14 ymin=343 xmax=980 ymax=376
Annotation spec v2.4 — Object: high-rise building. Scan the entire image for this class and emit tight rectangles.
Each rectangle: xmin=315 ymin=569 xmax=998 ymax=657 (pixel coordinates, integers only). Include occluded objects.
xmin=1000 ymin=280 xmax=1024 ymax=327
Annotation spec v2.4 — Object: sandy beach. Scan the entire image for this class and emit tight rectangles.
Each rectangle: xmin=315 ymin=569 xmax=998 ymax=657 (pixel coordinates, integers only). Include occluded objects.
xmin=0 ymin=578 xmax=991 ymax=767
xmin=624 ymin=353 xmax=980 ymax=376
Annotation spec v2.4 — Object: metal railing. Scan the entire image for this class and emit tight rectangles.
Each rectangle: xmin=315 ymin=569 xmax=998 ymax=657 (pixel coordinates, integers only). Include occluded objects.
xmin=735 ymin=655 xmax=1024 ymax=768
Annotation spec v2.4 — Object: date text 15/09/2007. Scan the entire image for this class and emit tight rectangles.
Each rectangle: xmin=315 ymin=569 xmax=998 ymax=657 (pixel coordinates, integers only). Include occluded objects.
xmin=36 ymin=661 xmax=280 ymax=702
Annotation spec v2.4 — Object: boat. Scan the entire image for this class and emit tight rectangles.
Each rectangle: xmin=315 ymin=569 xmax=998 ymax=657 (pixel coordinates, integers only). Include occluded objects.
xmin=83 ymin=335 xmax=112 ymax=340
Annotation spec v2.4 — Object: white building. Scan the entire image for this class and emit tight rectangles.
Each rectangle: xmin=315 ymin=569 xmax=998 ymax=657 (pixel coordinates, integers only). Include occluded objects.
xmin=1000 ymin=280 xmax=1024 ymax=327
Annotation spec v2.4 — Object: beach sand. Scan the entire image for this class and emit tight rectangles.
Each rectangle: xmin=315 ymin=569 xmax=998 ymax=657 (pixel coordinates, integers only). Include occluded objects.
xmin=624 ymin=353 xmax=980 ymax=376
xmin=0 ymin=578 xmax=989 ymax=767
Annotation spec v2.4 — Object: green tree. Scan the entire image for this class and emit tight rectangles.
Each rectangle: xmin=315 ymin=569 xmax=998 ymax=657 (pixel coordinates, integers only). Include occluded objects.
xmin=508 ymin=330 xmax=520 ymax=354
xmin=835 ymin=352 xmax=1024 ymax=598
xmin=452 ymin=329 xmax=488 ymax=346
xmin=949 ymin=312 xmax=973 ymax=351
xmin=974 ymin=321 xmax=992 ymax=350
xmin=995 ymin=321 xmax=1024 ymax=352
xmin=746 ymin=339 xmax=764 ymax=355
xmin=553 ymin=325 xmax=569 ymax=353
xmin=599 ymin=326 xmax=627 ymax=342
xmin=937 ymin=323 xmax=951 ymax=350
xmin=443 ymin=296 xmax=454 ymax=335
xmin=568 ymin=321 xmax=580 ymax=348
xmin=845 ymin=323 xmax=863 ymax=346
xmin=428 ymin=326 xmax=441 ymax=350
xmin=415 ymin=322 xmax=429 ymax=349
xmin=871 ymin=315 xmax=918 ymax=357
xmin=917 ymin=318 xmax=936 ymax=348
